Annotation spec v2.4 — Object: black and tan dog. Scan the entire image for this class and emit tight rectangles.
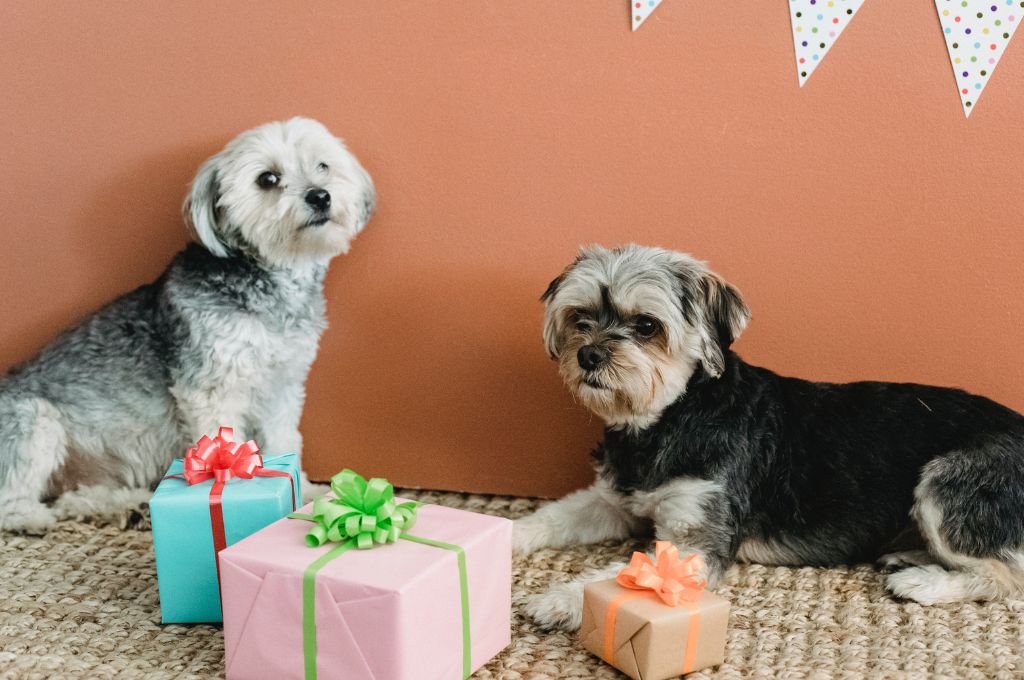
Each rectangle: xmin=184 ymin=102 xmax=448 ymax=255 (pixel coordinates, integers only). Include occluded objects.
xmin=515 ymin=244 xmax=1024 ymax=631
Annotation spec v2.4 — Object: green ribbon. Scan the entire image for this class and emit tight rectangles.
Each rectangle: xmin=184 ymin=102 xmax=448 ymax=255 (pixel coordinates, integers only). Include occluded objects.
xmin=400 ymin=534 xmax=472 ymax=679
xmin=301 ymin=539 xmax=358 ymax=680
xmin=300 ymin=468 xmax=419 ymax=549
xmin=289 ymin=469 xmax=472 ymax=680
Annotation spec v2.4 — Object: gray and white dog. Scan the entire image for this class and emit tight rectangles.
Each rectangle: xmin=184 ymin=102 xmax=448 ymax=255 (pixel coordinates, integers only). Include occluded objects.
xmin=516 ymin=244 xmax=1024 ymax=631
xmin=0 ymin=117 xmax=375 ymax=532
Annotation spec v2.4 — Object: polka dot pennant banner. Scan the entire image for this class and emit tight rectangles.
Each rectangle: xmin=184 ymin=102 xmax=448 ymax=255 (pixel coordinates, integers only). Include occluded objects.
xmin=632 ymin=0 xmax=664 ymax=31
xmin=788 ymin=0 xmax=867 ymax=86
xmin=936 ymin=0 xmax=1022 ymax=117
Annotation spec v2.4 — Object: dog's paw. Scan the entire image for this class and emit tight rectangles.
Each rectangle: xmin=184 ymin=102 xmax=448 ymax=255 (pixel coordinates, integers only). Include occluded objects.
xmin=876 ymin=550 xmax=933 ymax=573
xmin=885 ymin=564 xmax=954 ymax=604
xmin=0 ymin=501 xmax=58 ymax=534
xmin=512 ymin=515 xmax=551 ymax=558
xmin=524 ymin=582 xmax=585 ymax=632
xmin=299 ymin=471 xmax=331 ymax=504
xmin=302 ymin=481 xmax=331 ymax=503
xmin=54 ymin=485 xmax=151 ymax=522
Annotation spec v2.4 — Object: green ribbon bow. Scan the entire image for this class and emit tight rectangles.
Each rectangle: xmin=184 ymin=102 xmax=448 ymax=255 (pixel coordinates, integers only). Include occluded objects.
xmin=289 ymin=469 xmax=472 ymax=680
xmin=302 ymin=469 xmax=419 ymax=549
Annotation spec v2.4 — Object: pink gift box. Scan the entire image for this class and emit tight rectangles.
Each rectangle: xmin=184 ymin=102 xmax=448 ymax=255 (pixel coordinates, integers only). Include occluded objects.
xmin=219 ymin=500 xmax=512 ymax=680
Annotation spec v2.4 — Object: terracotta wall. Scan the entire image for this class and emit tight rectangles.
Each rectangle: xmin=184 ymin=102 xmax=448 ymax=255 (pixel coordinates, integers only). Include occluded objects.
xmin=1 ymin=2 xmax=1022 ymax=497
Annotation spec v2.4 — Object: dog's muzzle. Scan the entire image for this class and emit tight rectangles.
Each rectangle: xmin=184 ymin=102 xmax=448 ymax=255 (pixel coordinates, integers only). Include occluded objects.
xmin=577 ymin=345 xmax=609 ymax=372
xmin=305 ymin=188 xmax=331 ymax=211
xmin=303 ymin=189 xmax=333 ymax=228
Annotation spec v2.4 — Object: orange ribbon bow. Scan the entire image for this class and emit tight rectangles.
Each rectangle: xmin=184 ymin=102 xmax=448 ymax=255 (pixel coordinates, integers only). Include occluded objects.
xmin=603 ymin=542 xmax=709 ymax=674
xmin=616 ymin=541 xmax=707 ymax=607
xmin=183 ymin=427 xmax=263 ymax=484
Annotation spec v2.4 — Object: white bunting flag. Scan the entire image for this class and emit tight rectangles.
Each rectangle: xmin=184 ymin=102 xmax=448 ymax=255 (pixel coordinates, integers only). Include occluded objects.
xmin=632 ymin=0 xmax=665 ymax=31
xmin=936 ymin=0 xmax=1022 ymax=117
xmin=788 ymin=0 xmax=867 ymax=86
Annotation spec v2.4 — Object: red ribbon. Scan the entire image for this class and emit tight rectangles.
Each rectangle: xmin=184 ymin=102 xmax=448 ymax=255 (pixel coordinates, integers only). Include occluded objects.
xmin=164 ymin=427 xmax=297 ymax=595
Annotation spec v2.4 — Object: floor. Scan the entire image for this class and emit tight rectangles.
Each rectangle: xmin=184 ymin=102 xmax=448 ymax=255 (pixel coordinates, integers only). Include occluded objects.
xmin=0 ymin=489 xmax=1021 ymax=679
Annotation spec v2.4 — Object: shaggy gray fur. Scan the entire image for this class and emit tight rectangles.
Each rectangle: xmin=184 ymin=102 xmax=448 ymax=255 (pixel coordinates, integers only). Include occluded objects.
xmin=0 ymin=118 xmax=375 ymax=532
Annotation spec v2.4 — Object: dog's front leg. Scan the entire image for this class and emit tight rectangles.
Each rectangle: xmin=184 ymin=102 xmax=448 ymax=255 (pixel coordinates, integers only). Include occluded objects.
xmin=251 ymin=381 xmax=334 ymax=502
xmin=649 ymin=485 xmax=738 ymax=588
xmin=513 ymin=476 xmax=640 ymax=556
xmin=254 ymin=390 xmax=304 ymax=456
xmin=524 ymin=559 xmax=631 ymax=632
xmin=517 ymin=477 xmax=642 ymax=633
xmin=525 ymin=520 xmax=736 ymax=633
xmin=653 ymin=526 xmax=734 ymax=589
xmin=524 ymin=529 xmax=735 ymax=634
xmin=174 ymin=382 xmax=251 ymax=444
xmin=523 ymin=481 xmax=739 ymax=633
xmin=257 ymin=408 xmax=326 ymax=503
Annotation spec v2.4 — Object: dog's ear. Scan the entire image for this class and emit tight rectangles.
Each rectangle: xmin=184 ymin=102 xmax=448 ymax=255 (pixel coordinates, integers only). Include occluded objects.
xmin=540 ymin=247 xmax=599 ymax=303
xmin=541 ymin=271 xmax=568 ymax=359
xmin=540 ymin=272 xmax=566 ymax=303
xmin=183 ymin=155 xmax=229 ymax=257
xmin=352 ymin=163 xmax=376 ymax=234
xmin=696 ymin=272 xmax=751 ymax=378
xmin=540 ymin=252 xmax=589 ymax=359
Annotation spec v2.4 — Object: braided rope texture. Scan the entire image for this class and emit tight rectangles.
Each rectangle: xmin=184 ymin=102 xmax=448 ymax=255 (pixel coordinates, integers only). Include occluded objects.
xmin=0 ymin=491 xmax=1021 ymax=679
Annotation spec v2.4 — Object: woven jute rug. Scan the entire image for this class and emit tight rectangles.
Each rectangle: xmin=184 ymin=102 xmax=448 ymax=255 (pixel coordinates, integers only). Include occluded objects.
xmin=0 ymin=491 xmax=1022 ymax=680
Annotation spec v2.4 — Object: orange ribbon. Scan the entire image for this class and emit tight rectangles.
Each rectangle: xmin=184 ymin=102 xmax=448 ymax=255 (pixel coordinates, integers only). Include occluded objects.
xmin=616 ymin=541 xmax=707 ymax=606
xmin=603 ymin=542 xmax=707 ymax=675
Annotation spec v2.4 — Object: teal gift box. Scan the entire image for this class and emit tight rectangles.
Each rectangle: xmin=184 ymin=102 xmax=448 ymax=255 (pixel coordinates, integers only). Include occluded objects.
xmin=151 ymin=433 xmax=301 ymax=624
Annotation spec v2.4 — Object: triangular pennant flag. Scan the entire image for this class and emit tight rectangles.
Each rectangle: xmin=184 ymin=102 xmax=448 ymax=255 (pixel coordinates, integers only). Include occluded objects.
xmin=788 ymin=0 xmax=867 ymax=86
xmin=935 ymin=0 xmax=1022 ymax=117
xmin=632 ymin=0 xmax=665 ymax=31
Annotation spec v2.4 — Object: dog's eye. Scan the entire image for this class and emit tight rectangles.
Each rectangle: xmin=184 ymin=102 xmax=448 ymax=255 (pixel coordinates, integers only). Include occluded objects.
xmin=316 ymin=162 xmax=329 ymax=173
xmin=256 ymin=172 xmax=280 ymax=189
xmin=633 ymin=315 xmax=660 ymax=339
xmin=572 ymin=312 xmax=592 ymax=332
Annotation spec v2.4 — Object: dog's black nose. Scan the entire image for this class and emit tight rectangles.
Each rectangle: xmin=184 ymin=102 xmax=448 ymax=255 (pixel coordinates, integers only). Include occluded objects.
xmin=577 ymin=345 xmax=608 ymax=371
xmin=305 ymin=188 xmax=331 ymax=211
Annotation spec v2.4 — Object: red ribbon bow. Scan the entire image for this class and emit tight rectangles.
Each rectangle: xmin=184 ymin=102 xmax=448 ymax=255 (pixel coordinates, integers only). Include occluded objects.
xmin=183 ymin=427 xmax=264 ymax=485
xmin=616 ymin=541 xmax=707 ymax=607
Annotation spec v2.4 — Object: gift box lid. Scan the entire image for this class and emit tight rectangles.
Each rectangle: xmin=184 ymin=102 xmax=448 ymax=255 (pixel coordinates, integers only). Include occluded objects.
xmin=151 ymin=453 xmax=301 ymax=508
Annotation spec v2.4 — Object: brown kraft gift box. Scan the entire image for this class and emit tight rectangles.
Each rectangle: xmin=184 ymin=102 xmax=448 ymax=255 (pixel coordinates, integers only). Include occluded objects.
xmin=581 ymin=579 xmax=729 ymax=680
